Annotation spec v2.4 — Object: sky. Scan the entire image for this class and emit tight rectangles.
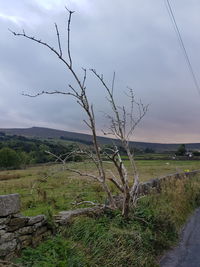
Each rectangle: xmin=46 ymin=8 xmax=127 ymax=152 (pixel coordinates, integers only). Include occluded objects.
xmin=0 ymin=0 xmax=200 ymax=143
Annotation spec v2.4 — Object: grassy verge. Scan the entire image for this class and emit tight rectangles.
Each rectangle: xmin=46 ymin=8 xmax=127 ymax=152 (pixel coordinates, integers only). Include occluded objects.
xmin=0 ymin=160 xmax=199 ymax=216
xmin=16 ymin=173 xmax=200 ymax=267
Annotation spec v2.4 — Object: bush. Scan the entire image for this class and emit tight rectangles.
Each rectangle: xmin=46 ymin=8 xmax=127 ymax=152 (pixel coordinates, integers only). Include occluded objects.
xmin=0 ymin=147 xmax=21 ymax=169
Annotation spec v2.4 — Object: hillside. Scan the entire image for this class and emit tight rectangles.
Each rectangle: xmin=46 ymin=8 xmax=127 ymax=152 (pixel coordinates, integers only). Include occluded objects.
xmin=1 ymin=126 xmax=200 ymax=152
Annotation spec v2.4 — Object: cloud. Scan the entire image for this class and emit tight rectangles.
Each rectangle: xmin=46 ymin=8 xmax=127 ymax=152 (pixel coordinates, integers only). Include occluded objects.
xmin=0 ymin=0 xmax=200 ymax=143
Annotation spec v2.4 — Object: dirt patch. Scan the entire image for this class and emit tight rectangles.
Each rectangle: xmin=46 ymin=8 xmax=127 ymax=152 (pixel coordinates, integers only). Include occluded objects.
xmin=0 ymin=174 xmax=20 ymax=181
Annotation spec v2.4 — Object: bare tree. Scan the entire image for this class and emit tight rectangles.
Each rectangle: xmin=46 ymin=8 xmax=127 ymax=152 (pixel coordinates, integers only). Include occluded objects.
xmin=9 ymin=8 xmax=148 ymax=218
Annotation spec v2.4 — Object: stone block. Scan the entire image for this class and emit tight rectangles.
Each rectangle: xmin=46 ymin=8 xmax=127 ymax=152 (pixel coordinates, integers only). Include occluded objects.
xmin=0 ymin=230 xmax=6 ymax=236
xmin=7 ymin=217 xmax=29 ymax=231
xmin=0 ymin=232 xmax=15 ymax=245
xmin=0 ymin=239 xmax=17 ymax=257
xmin=33 ymin=220 xmax=47 ymax=231
xmin=18 ymin=235 xmax=32 ymax=242
xmin=27 ymin=215 xmax=46 ymax=225
xmin=21 ymin=238 xmax=32 ymax=248
xmin=9 ymin=217 xmax=28 ymax=227
xmin=0 ymin=224 xmax=6 ymax=230
xmin=19 ymin=235 xmax=32 ymax=248
xmin=16 ymin=226 xmax=34 ymax=235
xmin=0 ymin=194 xmax=20 ymax=217
xmin=34 ymin=226 xmax=47 ymax=236
xmin=0 ymin=216 xmax=10 ymax=225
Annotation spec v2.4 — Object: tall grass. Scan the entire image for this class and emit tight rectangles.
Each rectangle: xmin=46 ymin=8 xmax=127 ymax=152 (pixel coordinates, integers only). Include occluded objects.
xmin=0 ymin=160 xmax=199 ymax=217
xmin=17 ymin=174 xmax=200 ymax=267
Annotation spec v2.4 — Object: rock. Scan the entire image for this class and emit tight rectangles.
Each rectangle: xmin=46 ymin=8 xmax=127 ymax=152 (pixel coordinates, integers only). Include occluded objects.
xmin=34 ymin=226 xmax=47 ymax=236
xmin=0 ymin=225 xmax=6 ymax=230
xmin=55 ymin=207 xmax=105 ymax=225
xmin=0 ymin=239 xmax=17 ymax=257
xmin=21 ymin=238 xmax=32 ymax=248
xmin=0 ymin=232 xmax=15 ymax=245
xmin=18 ymin=235 xmax=32 ymax=248
xmin=0 ymin=230 xmax=6 ymax=236
xmin=0 ymin=194 xmax=20 ymax=217
xmin=28 ymin=215 xmax=46 ymax=225
xmin=16 ymin=226 xmax=34 ymax=235
xmin=18 ymin=235 xmax=32 ymax=242
xmin=9 ymin=217 xmax=28 ymax=227
xmin=0 ymin=194 xmax=53 ymax=260
xmin=33 ymin=220 xmax=47 ymax=231
xmin=0 ymin=217 xmax=10 ymax=225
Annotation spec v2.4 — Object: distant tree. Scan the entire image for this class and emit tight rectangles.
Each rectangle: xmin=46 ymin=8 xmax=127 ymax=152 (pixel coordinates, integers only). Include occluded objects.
xmin=193 ymin=151 xmax=200 ymax=156
xmin=10 ymin=9 xmax=148 ymax=218
xmin=0 ymin=147 xmax=20 ymax=169
xmin=176 ymin=144 xmax=186 ymax=156
xmin=18 ymin=151 xmax=32 ymax=167
xmin=144 ymin=148 xmax=155 ymax=154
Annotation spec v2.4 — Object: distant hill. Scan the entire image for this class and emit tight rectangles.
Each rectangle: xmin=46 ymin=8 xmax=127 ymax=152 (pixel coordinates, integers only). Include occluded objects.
xmin=1 ymin=126 xmax=200 ymax=152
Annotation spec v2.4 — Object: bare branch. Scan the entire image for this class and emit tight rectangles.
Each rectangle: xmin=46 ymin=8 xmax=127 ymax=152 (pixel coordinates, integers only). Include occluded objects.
xmin=22 ymin=90 xmax=77 ymax=98
xmin=10 ymin=9 xmax=148 ymax=217
xmin=91 ymin=104 xmax=95 ymax=121
xmin=83 ymin=119 xmax=92 ymax=129
xmin=72 ymin=201 xmax=100 ymax=206
xmin=82 ymin=68 xmax=87 ymax=88
xmin=55 ymin=23 xmax=62 ymax=57
xmin=108 ymin=170 xmax=124 ymax=192
xmin=45 ymin=150 xmax=104 ymax=182
xmin=64 ymin=167 xmax=103 ymax=183
xmin=65 ymin=7 xmax=75 ymax=68
xmin=111 ymin=71 xmax=115 ymax=95
xmin=8 ymin=28 xmax=70 ymax=67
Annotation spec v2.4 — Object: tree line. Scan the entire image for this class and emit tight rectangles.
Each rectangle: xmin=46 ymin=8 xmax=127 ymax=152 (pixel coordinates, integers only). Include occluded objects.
xmin=0 ymin=133 xmax=81 ymax=169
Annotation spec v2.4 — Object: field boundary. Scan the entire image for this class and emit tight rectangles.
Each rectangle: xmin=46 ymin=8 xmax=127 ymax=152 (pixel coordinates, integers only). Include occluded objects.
xmin=1 ymin=169 xmax=200 ymax=260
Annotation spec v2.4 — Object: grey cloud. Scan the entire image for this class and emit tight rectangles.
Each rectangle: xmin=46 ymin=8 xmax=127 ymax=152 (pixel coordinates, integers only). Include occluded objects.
xmin=0 ymin=0 xmax=200 ymax=142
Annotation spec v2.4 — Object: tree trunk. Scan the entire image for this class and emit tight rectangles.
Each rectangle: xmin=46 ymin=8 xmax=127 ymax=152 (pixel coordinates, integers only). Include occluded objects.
xmin=122 ymin=190 xmax=130 ymax=218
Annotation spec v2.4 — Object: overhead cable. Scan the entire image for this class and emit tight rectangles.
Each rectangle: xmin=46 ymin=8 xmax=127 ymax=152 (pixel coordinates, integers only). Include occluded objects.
xmin=165 ymin=0 xmax=200 ymax=97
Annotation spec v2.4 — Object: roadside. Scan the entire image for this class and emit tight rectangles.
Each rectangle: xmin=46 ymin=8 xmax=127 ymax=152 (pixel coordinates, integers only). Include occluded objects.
xmin=160 ymin=207 xmax=200 ymax=267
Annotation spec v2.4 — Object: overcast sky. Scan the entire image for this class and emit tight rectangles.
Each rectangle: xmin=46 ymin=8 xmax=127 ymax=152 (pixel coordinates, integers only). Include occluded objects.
xmin=0 ymin=0 xmax=200 ymax=143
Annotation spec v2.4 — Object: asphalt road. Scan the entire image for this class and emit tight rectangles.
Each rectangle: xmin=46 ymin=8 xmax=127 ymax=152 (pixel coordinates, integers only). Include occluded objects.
xmin=160 ymin=208 xmax=200 ymax=267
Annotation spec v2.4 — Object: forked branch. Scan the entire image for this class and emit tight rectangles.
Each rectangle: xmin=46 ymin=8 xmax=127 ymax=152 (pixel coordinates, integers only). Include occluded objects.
xmin=10 ymin=8 xmax=148 ymax=217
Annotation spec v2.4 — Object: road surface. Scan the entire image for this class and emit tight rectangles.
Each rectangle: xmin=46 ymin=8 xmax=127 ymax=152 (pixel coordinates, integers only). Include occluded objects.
xmin=160 ymin=208 xmax=200 ymax=267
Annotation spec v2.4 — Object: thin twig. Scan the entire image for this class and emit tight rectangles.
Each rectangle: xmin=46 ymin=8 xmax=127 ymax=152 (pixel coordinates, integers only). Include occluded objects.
xmin=65 ymin=7 xmax=75 ymax=68
xmin=55 ymin=23 xmax=62 ymax=57
xmin=22 ymin=90 xmax=76 ymax=98
xmin=72 ymin=201 xmax=100 ymax=206
xmin=111 ymin=71 xmax=115 ymax=95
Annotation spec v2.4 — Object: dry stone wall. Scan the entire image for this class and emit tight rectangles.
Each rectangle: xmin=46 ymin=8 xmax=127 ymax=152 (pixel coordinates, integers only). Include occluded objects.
xmin=138 ymin=170 xmax=200 ymax=195
xmin=0 ymin=194 xmax=52 ymax=260
xmin=1 ymin=170 xmax=200 ymax=260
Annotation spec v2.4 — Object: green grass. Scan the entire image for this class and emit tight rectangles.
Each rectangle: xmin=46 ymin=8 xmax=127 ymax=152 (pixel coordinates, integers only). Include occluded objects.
xmin=0 ymin=160 xmax=199 ymax=266
xmin=0 ymin=160 xmax=199 ymax=216
xmin=16 ymin=173 xmax=200 ymax=266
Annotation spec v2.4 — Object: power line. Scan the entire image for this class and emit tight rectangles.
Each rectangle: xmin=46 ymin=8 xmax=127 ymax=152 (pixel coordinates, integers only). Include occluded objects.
xmin=164 ymin=0 xmax=200 ymax=97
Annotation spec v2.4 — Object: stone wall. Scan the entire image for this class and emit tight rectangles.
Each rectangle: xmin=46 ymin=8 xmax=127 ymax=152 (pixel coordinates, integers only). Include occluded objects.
xmin=0 ymin=194 xmax=51 ymax=260
xmin=1 ymin=169 xmax=200 ymax=260
xmin=138 ymin=170 xmax=200 ymax=195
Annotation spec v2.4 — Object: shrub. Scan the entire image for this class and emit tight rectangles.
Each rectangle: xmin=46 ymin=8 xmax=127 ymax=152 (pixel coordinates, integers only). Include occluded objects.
xmin=0 ymin=147 xmax=21 ymax=169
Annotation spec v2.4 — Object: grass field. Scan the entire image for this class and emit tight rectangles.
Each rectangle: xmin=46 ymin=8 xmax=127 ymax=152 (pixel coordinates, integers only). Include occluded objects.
xmin=15 ymin=167 xmax=200 ymax=266
xmin=1 ymin=159 xmax=199 ymax=266
xmin=0 ymin=159 xmax=199 ymax=216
